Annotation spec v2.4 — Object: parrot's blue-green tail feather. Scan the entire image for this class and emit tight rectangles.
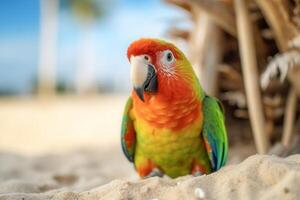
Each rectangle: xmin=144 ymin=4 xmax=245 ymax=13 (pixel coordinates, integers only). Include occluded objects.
xmin=202 ymin=95 xmax=228 ymax=172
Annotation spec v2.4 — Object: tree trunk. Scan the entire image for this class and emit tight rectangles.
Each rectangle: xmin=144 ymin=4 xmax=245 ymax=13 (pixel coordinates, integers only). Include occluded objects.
xmin=75 ymin=26 xmax=98 ymax=94
xmin=38 ymin=0 xmax=59 ymax=95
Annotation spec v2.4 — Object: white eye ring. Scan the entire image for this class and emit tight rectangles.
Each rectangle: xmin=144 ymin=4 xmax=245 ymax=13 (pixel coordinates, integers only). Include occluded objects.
xmin=164 ymin=50 xmax=174 ymax=63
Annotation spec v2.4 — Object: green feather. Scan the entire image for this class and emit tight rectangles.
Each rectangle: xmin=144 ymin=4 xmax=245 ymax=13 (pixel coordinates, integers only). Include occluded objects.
xmin=202 ymin=95 xmax=228 ymax=171
xmin=121 ymin=97 xmax=136 ymax=162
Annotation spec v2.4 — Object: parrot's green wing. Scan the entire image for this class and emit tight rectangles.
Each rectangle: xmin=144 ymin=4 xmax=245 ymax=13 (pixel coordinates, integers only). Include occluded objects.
xmin=202 ymin=95 xmax=228 ymax=171
xmin=121 ymin=97 xmax=136 ymax=162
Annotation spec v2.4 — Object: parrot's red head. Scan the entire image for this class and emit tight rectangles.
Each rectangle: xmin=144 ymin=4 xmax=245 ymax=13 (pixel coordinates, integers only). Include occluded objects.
xmin=127 ymin=38 xmax=182 ymax=64
xmin=127 ymin=38 xmax=198 ymax=102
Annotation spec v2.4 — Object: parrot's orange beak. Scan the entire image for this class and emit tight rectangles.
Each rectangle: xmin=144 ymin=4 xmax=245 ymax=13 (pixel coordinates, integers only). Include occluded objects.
xmin=130 ymin=55 xmax=157 ymax=102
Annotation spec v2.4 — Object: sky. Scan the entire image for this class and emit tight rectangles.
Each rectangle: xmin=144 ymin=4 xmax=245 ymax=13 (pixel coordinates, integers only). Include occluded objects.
xmin=0 ymin=0 xmax=187 ymax=94
xmin=0 ymin=0 xmax=39 ymax=94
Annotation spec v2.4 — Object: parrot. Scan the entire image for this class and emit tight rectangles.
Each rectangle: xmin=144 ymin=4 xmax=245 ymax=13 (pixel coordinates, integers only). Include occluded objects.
xmin=121 ymin=38 xmax=228 ymax=178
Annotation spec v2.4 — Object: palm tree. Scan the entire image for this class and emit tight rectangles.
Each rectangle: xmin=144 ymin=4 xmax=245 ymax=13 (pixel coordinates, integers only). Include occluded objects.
xmin=38 ymin=0 xmax=59 ymax=95
xmin=62 ymin=0 xmax=106 ymax=94
xmin=38 ymin=0 xmax=107 ymax=95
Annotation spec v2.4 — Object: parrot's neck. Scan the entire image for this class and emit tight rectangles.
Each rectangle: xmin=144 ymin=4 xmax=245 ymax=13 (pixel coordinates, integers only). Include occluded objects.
xmin=132 ymin=76 xmax=203 ymax=131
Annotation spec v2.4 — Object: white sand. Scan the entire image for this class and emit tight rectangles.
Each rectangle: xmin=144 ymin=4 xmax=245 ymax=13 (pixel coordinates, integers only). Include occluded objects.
xmin=0 ymin=95 xmax=298 ymax=199
xmin=0 ymin=95 xmax=127 ymax=155
xmin=1 ymin=154 xmax=300 ymax=200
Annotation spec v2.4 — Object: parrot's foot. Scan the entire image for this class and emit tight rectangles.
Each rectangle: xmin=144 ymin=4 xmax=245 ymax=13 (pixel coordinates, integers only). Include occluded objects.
xmin=193 ymin=171 xmax=204 ymax=177
xmin=144 ymin=168 xmax=164 ymax=178
xmin=191 ymin=160 xmax=209 ymax=176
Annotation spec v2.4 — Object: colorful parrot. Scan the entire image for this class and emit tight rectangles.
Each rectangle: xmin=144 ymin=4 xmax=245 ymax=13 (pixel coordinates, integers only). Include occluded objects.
xmin=121 ymin=38 xmax=228 ymax=178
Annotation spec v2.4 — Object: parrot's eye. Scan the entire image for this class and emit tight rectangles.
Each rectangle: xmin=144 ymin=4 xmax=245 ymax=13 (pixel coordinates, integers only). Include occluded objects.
xmin=144 ymin=55 xmax=150 ymax=61
xmin=163 ymin=50 xmax=174 ymax=63
xmin=167 ymin=52 xmax=172 ymax=61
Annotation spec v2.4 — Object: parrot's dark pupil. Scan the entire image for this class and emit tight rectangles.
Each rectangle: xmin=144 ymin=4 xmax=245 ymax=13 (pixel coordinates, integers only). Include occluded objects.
xmin=167 ymin=53 xmax=172 ymax=61
xmin=144 ymin=56 xmax=149 ymax=61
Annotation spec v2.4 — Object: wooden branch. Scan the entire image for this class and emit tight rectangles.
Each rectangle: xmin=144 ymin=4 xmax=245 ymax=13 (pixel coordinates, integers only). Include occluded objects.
xmin=187 ymin=11 xmax=224 ymax=96
xmin=164 ymin=0 xmax=192 ymax=13
xmin=255 ymin=0 xmax=300 ymax=51
xmin=167 ymin=27 xmax=190 ymax=40
xmin=234 ymin=0 xmax=270 ymax=154
xmin=287 ymin=65 xmax=300 ymax=97
xmin=282 ymin=89 xmax=298 ymax=147
xmin=188 ymin=0 xmax=237 ymax=37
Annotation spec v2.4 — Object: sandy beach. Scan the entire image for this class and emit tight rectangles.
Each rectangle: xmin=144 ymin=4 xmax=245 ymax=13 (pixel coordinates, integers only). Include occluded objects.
xmin=0 ymin=95 xmax=298 ymax=200
xmin=1 ymin=153 xmax=300 ymax=200
xmin=0 ymin=95 xmax=127 ymax=155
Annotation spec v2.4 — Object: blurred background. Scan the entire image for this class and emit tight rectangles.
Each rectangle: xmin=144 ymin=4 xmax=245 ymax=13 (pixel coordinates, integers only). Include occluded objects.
xmin=0 ymin=0 xmax=300 ymax=186
xmin=0 ymin=0 xmax=190 ymax=155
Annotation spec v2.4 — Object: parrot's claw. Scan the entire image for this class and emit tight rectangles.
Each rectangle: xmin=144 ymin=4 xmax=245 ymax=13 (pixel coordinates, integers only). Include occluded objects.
xmin=193 ymin=171 xmax=204 ymax=177
xmin=144 ymin=168 xmax=164 ymax=178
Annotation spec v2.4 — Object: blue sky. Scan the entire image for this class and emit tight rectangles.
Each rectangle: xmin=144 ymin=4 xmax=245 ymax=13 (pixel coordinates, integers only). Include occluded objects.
xmin=0 ymin=0 xmax=186 ymax=94
xmin=0 ymin=0 xmax=39 ymax=94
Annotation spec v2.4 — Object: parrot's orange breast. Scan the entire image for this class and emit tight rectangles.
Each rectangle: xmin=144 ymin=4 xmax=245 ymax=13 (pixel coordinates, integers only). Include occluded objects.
xmin=132 ymin=92 xmax=202 ymax=131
